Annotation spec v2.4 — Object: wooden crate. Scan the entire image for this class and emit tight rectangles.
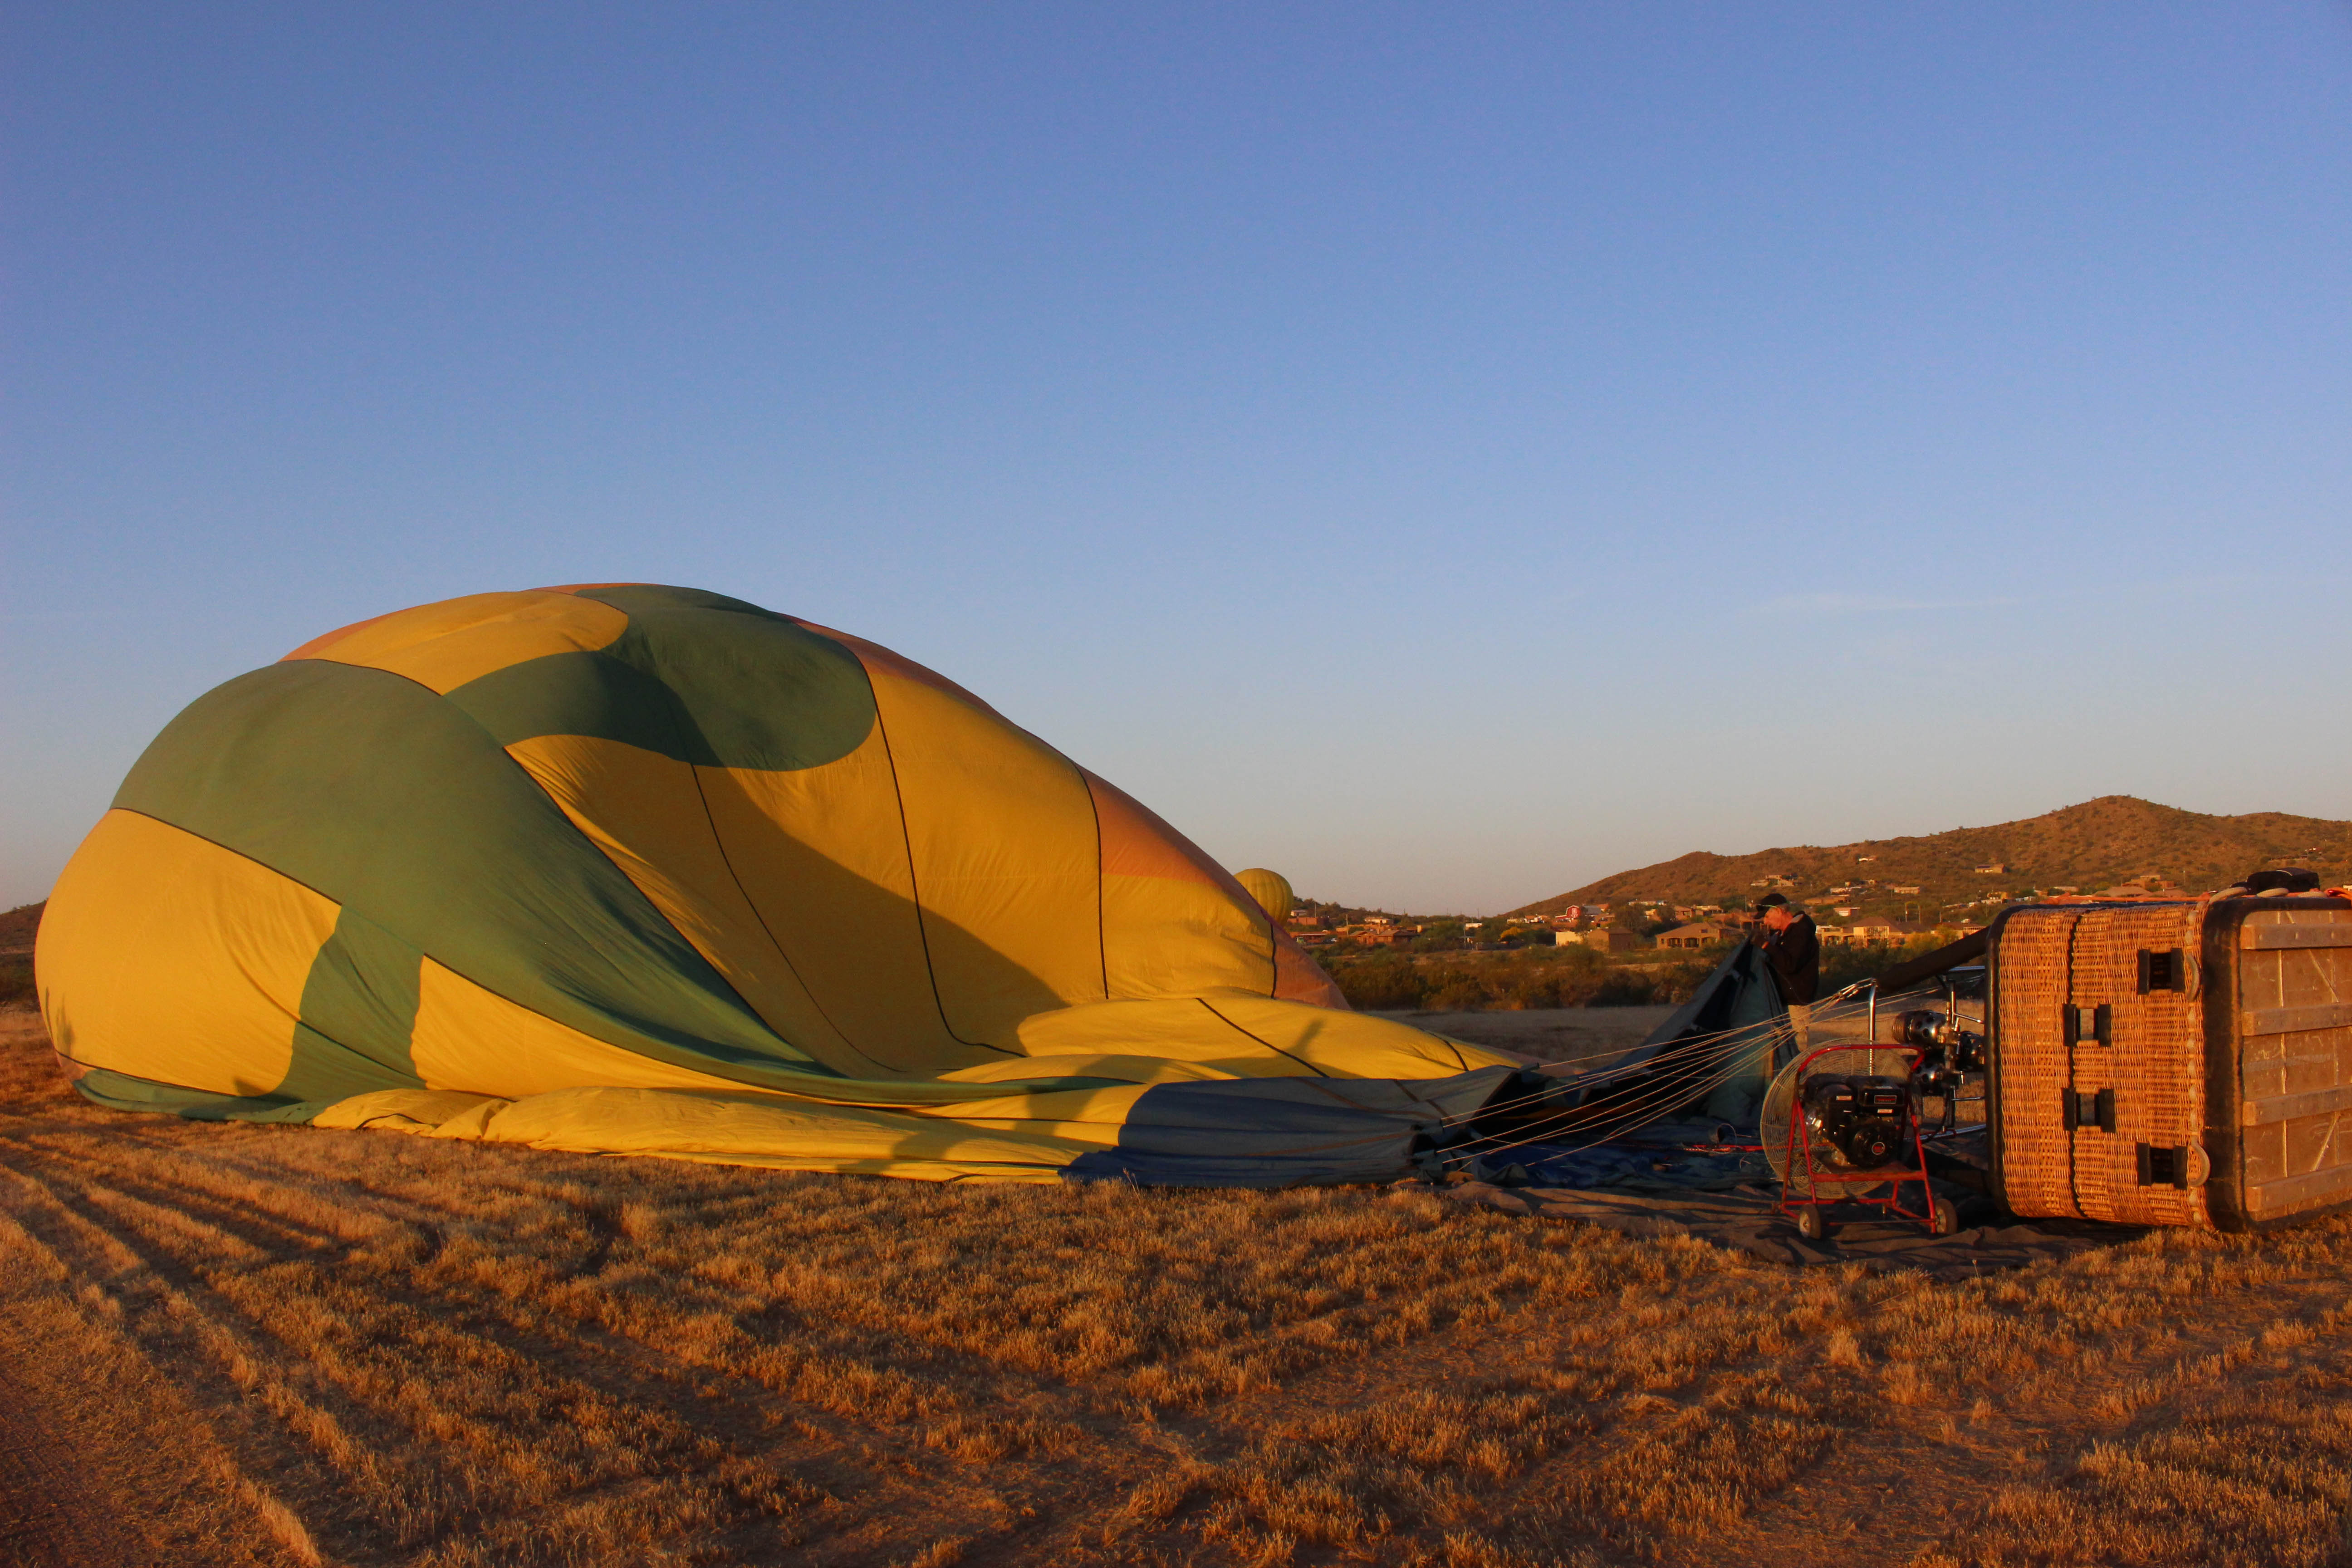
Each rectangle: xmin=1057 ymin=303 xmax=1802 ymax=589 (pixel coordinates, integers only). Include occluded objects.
xmin=1984 ymin=895 xmax=2352 ymax=1232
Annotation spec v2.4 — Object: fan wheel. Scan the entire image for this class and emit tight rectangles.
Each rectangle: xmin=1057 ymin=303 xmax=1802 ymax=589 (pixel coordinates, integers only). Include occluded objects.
xmin=1793 ymin=1207 xmax=1827 ymax=1241
xmin=1931 ymin=1196 xmax=1960 ymax=1237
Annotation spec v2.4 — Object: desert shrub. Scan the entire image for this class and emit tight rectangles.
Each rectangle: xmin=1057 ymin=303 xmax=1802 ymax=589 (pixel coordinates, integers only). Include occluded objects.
xmin=0 ymin=957 xmax=34 ymax=1009
xmin=1325 ymin=951 xmax=1712 ymax=1012
xmin=1818 ymin=932 xmax=1955 ymax=993
xmin=0 ymin=901 xmax=41 ymax=950
xmin=1333 ymin=954 xmax=1431 ymax=1010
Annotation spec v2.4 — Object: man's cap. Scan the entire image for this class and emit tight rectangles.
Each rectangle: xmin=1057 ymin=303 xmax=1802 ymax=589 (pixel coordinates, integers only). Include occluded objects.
xmin=1752 ymin=892 xmax=1790 ymax=911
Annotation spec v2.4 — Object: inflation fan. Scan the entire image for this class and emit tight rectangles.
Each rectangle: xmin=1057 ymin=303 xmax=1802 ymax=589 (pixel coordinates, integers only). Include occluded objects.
xmin=1760 ymin=1043 xmax=1958 ymax=1240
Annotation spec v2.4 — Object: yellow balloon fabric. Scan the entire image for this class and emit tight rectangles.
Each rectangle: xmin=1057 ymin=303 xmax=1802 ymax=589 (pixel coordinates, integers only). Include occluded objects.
xmin=39 ymin=585 xmax=1517 ymax=1184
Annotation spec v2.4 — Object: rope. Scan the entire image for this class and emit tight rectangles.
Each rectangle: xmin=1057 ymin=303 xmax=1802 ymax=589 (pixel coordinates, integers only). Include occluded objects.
xmin=1435 ymin=981 xmax=1887 ymax=1108
xmin=1434 ymin=981 xmax=1976 ymax=1169
xmin=1425 ymin=983 xmax=1897 ymax=1155
xmin=1437 ymin=1022 xmax=1793 ymax=1155
xmin=1414 ymin=1019 xmax=1775 ymax=1135
xmin=1447 ymin=1051 xmax=1764 ymax=1166
xmin=1437 ymin=984 xmax=1885 ymax=1121
xmin=1137 ymin=974 xmax=1961 ymax=1176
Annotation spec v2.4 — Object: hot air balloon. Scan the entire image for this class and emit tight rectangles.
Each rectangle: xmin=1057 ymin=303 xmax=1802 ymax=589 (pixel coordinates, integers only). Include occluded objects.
xmin=1234 ymin=868 xmax=1295 ymax=923
xmin=37 ymin=586 xmax=1518 ymax=1184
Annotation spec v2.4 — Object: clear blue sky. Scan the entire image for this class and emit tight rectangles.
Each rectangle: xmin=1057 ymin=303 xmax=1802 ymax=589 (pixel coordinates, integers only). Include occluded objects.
xmin=5 ymin=4 xmax=2349 ymax=914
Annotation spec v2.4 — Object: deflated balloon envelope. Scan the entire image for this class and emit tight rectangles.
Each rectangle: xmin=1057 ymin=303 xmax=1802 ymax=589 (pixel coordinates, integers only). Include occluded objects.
xmin=37 ymin=585 xmax=1518 ymax=1185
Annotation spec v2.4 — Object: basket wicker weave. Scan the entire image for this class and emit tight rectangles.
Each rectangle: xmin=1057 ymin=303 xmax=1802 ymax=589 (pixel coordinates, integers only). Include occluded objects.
xmin=1991 ymin=906 xmax=2083 ymax=1220
xmin=1989 ymin=895 xmax=2352 ymax=1232
xmin=2087 ymin=903 xmax=2206 ymax=1226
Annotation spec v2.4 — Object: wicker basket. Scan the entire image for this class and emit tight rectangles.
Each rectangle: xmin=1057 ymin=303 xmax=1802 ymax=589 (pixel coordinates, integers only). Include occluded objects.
xmin=1987 ymin=895 xmax=2352 ymax=1232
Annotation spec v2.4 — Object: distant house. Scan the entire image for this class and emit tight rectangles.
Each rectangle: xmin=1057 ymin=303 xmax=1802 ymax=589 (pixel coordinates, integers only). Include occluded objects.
xmin=1655 ymin=921 xmax=1740 ymax=951
xmin=1560 ymin=929 xmax=1645 ymax=953
xmin=1975 ymin=863 xmax=2007 ymax=874
xmin=1823 ymin=917 xmax=1930 ymax=945
xmin=1890 ymin=884 xmax=1921 ymax=895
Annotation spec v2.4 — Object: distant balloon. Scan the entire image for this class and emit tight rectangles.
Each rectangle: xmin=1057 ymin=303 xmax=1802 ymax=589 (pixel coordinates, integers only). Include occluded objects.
xmin=1234 ymin=868 xmax=1295 ymax=924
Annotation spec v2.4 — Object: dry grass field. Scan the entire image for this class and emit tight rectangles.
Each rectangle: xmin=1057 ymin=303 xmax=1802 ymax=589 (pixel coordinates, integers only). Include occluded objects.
xmin=5 ymin=1003 xmax=2352 ymax=1568
xmin=1378 ymin=1008 xmax=1677 ymax=1070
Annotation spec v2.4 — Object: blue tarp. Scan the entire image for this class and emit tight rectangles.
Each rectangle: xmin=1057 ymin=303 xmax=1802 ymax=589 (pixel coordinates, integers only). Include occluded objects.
xmin=1463 ymin=1116 xmax=1773 ymax=1192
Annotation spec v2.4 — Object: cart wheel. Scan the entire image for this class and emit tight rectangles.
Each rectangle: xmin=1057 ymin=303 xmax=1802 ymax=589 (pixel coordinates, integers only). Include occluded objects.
xmin=1794 ymin=1207 xmax=1826 ymax=1241
xmin=1930 ymin=1197 xmax=1960 ymax=1237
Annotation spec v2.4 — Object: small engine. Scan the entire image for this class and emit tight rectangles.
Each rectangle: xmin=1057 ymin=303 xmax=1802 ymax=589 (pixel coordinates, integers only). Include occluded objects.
xmin=1893 ymin=1008 xmax=1985 ymax=1072
xmin=1800 ymin=1073 xmax=1913 ymax=1170
xmin=1893 ymin=1008 xmax=1985 ymax=1135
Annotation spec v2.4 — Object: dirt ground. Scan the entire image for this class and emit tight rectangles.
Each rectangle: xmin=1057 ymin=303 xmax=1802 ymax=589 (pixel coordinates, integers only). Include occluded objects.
xmin=1373 ymin=1006 xmax=1677 ymax=1072
xmin=5 ymin=1003 xmax=2351 ymax=1568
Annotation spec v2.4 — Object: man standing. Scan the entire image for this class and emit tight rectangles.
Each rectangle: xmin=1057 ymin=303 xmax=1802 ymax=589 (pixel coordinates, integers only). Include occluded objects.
xmin=1705 ymin=892 xmax=1827 ymax=1124
xmin=1751 ymin=892 xmax=1820 ymax=1046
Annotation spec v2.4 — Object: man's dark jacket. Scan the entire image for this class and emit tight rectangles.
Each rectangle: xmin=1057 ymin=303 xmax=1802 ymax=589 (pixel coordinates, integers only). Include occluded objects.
xmin=1756 ymin=914 xmax=1820 ymax=1005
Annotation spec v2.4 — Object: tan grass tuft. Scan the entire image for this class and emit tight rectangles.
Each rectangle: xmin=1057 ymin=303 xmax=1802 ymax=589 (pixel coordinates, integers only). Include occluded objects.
xmin=898 ymin=1535 xmax=970 ymax=1568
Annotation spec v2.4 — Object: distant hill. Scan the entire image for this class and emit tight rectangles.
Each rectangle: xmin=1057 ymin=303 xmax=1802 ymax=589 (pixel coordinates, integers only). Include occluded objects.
xmin=1511 ymin=797 xmax=2352 ymax=921
xmin=0 ymin=902 xmax=40 ymax=954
